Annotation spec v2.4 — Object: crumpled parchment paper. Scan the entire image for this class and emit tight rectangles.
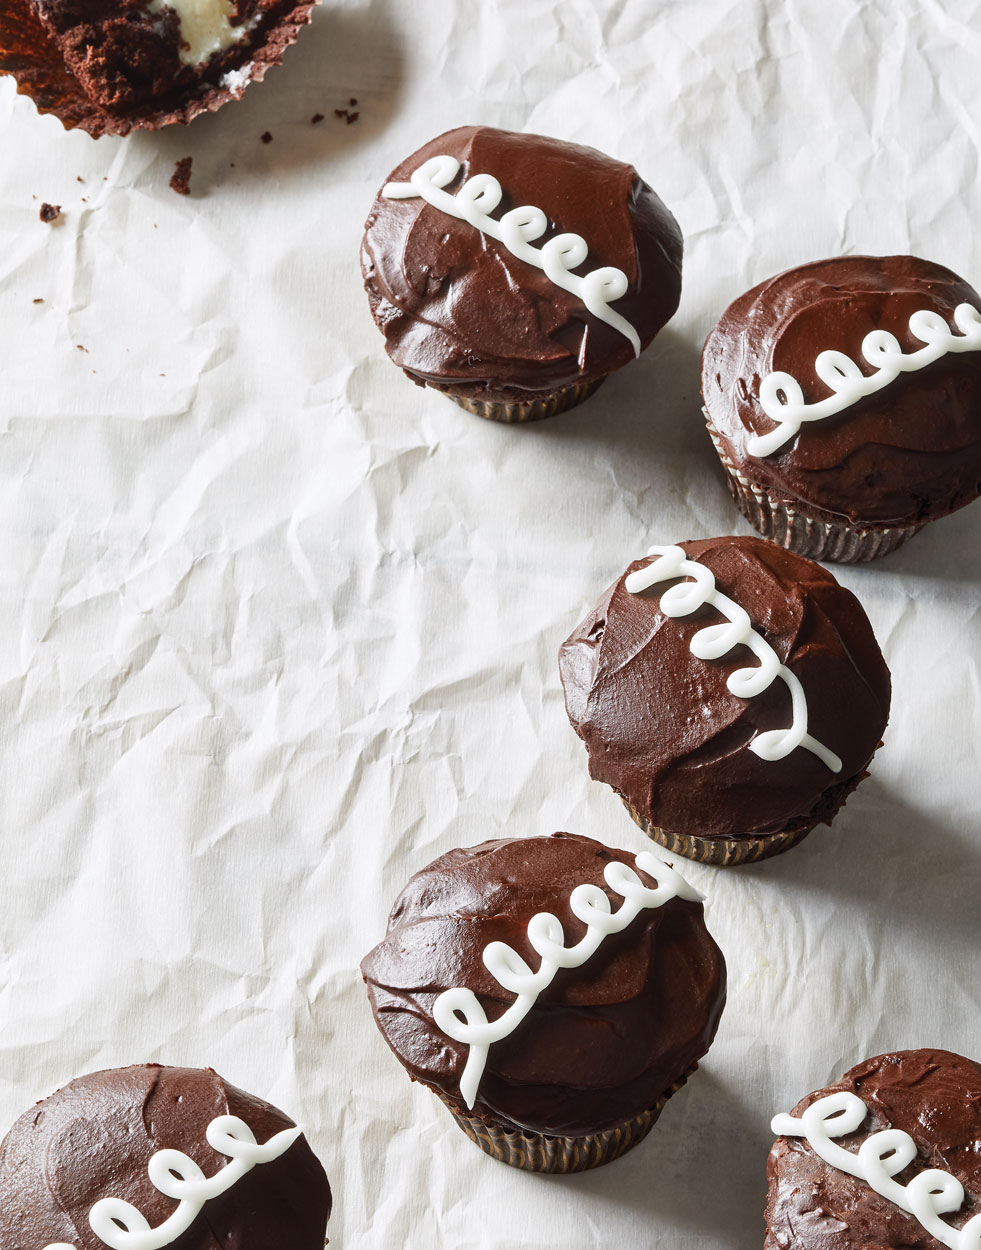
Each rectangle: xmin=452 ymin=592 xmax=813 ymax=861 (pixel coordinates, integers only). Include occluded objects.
xmin=1 ymin=1 xmax=980 ymax=1246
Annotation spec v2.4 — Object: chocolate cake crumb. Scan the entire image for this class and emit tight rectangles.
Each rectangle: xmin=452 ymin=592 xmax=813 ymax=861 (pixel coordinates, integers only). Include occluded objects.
xmin=169 ymin=157 xmax=193 ymax=196
xmin=77 ymin=345 xmax=88 ymax=353
xmin=334 ymin=106 xmax=360 ymax=123
xmin=347 ymin=111 xmax=359 ymax=124
xmin=311 ymin=112 xmax=324 ymax=124
xmin=33 ymin=298 xmax=44 ymax=304
xmin=261 ymin=131 xmax=273 ymax=144
xmin=349 ymin=97 xmax=358 ymax=105
xmin=39 ymin=203 xmax=61 ymax=224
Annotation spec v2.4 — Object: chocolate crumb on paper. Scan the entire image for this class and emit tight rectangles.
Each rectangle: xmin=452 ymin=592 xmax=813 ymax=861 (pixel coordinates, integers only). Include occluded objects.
xmin=311 ymin=112 xmax=325 ymax=124
xmin=39 ymin=203 xmax=61 ymax=223
xmin=261 ymin=131 xmax=273 ymax=143
xmin=169 ymin=157 xmax=193 ymax=196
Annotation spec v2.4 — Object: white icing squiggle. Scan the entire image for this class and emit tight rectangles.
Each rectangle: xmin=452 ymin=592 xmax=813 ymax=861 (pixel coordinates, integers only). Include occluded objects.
xmin=382 ymin=155 xmax=642 ymax=356
xmin=773 ymin=1091 xmax=981 ymax=1250
xmin=749 ymin=303 xmax=981 ymax=457
xmin=433 ymin=848 xmax=702 ymax=1109
xmin=625 ymin=545 xmax=842 ymax=773
xmin=42 ymin=1116 xmax=301 ymax=1250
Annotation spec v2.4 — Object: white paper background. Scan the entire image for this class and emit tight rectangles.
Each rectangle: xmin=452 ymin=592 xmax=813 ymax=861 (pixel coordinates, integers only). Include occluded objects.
xmin=1 ymin=1 xmax=980 ymax=1246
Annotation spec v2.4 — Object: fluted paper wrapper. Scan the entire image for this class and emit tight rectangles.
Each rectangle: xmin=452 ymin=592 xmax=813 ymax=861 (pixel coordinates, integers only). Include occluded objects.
xmin=434 ymin=1065 xmax=697 ymax=1173
xmin=0 ymin=0 xmax=316 ymax=136
xmin=704 ymin=413 xmax=925 ymax=563
xmin=621 ymin=750 xmax=875 ymax=867
xmin=2 ymin=2 xmax=980 ymax=1248
xmin=442 ymin=378 xmax=605 ymax=424
xmin=622 ymin=800 xmax=817 ymax=867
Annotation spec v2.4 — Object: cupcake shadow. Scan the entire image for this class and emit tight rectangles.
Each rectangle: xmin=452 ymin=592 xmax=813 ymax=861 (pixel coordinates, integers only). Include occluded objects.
xmin=739 ymin=776 xmax=979 ymax=956
xmin=523 ymin=326 xmax=736 ymax=533
xmin=530 ymin=325 xmax=708 ymax=456
xmin=877 ymin=499 xmax=981 ymax=582
xmin=130 ymin=0 xmax=406 ymax=185
xmin=543 ymin=1068 xmax=770 ymax=1247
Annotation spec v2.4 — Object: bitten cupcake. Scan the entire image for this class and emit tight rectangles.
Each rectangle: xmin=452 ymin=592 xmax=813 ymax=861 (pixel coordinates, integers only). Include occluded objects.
xmin=0 ymin=0 xmax=316 ymax=136
xmin=0 ymin=1063 xmax=332 ymax=1248
xmin=361 ymin=125 xmax=683 ymax=422
xmin=702 ymin=255 xmax=981 ymax=562
xmin=767 ymin=1049 xmax=981 ymax=1250
xmin=559 ymin=536 xmax=890 ymax=866
xmin=361 ymin=833 xmax=726 ymax=1173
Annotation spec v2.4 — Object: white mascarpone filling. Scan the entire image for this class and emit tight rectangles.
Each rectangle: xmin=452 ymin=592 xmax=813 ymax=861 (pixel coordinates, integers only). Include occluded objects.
xmin=148 ymin=0 xmax=249 ymax=67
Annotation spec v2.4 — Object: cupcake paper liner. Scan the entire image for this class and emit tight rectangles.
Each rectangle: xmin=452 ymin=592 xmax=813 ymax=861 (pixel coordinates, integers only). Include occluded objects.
xmin=622 ymin=799 xmax=816 ymax=866
xmin=704 ymin=412 xmax=924 ymax=563
xmin=0 ymin=0 xmax=317 ymax=136
xmin=434 ymin=1062 xmax=697 ymax=1173
xmin=622 ymin=749 xmax=875 ymax=867
xmin=441 ymin=377 xmax=605 ymax=424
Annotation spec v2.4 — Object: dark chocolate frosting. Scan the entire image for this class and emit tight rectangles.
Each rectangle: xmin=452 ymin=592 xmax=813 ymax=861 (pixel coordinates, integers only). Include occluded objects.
xmin=766 ymin=1049 xmax=981 ymax=1250
xmin=702 ymin=255 xmax=981 ymax=526
xmin=361 ymin=125 xmax=683 ymax=402
xmin=0 ymin=1064 xmax=331 ymax=1250
xmin=558 ymin=536 xmax=890 ymax=841
xmin=360 ymin=833 xmax=726 ymax=1138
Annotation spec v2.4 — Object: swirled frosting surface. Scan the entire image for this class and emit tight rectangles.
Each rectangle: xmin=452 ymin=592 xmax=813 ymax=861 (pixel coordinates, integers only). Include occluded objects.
xmin=361 ymin=125 xmax=683 ymax=400
xmin=766 ymin=1049 xmax=981 ymax=1250
xmin=0 ymin=1064 xmax=331 ymax=1250
xmin=360 ymin=833 xmax=726 ymax=1138
xmin=702 ymin=255 xmax=981 ymax=525
xmin=558 ymin=536 xmax=890 ymax=840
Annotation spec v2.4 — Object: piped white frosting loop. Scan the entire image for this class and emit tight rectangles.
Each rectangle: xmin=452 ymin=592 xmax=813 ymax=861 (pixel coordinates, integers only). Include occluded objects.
xmin=624 ymin=545 xmax=842 ymax=772
xmin=749 ymin=302 xmax=981 ymax=457
xmin=433 ymin=848 xmax=702 ymax=1109
xmin=382 ymin=155 xmax=642 ymax=356
xmin=42 ymin=1115 xmax=301 ymax=1250
xmin=773 ymin=1091 xmax=981 ymax=1250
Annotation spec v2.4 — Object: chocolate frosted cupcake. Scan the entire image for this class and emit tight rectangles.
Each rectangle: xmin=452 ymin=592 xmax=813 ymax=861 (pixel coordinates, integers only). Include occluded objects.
xmin=559 ymin=536 xmax=890 ymax=865
xmin=702 ymin=255 xmax=981 ymax=561
xmin=361 ymin=125 xmax=683 ymax=422
xmin=767 ymin=1049 xmax=981 ymax=1250
xmin=0 ymin=0 xmax=315 ymax=136
xmin=0 ymin=1063 xmax=332 ymax=1248
xmin=361 ymin=833 xmax=726 ymax=1173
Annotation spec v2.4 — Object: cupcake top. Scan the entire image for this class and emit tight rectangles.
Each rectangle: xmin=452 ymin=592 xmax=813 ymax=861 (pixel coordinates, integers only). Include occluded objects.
xmin=558 ymin=536 xmax=890 ymax=840
xmin=0 ymin=0 xmax=314 ymax=135
xmin=702 ymin=255 xmax=981 ymax=526
xmin=361 ymin=125 xmax=683 ymax=401
xmin=0 ymin=1064 xmax=332 ymax=1250
xmin=767 ymin=1049 xmax=981 ymax=1250
xmin=360 ymin=833 xmax=726 ymax=1138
